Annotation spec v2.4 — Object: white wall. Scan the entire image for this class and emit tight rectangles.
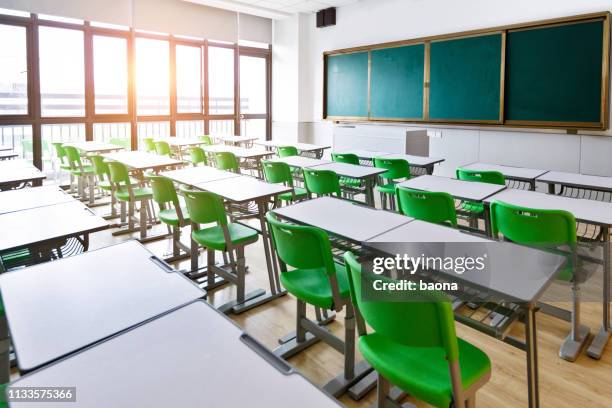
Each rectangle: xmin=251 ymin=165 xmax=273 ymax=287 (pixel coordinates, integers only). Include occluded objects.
xmin=272 ymin=0 xmax=612 ymax=176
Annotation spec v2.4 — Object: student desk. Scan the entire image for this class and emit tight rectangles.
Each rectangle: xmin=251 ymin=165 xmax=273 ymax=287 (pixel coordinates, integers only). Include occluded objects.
xmin=64 ymin=141 xmax=124 ymax=155
xmin=537 ymin=171 xmax=612 ymax=198
xmin=217 ymin=134 xmax=259 ymax=147
xmin=460 ymin=162 xmax=549 ymax=190
xmin=0 ymin=200 xmax=108 ymax=257
xmin=270 ymin=155 xmax=332 ymax=168
xmin=0 ymin=151 xmax=18 ymax=161
xmin=271 ymin=197 xmax=412 ymax=243
xmin=0 ymin=145 xmax=11 ymax=151
xmin=201 ymin=145 xmax=273 ymax=177
xmin=364 ymin=220 xmax=566 ymax=408
xmin=103 ymin=151 xmax=183 ymax=173
xmin=191 ymin=175 xmax=291 ymax=314
xmin=159 ymin=138 xmax=205 ymax=159
xmin=0 ymin=240 xmax=204 ymax=380
xmin=7 ymin=300 xmax=339 ymax=408
xmin=0 ymin=186 xmax=73 ymax=215
xmin=0 ymin=160 xmax=46 ymax=190
xmin=161 ymin=165 xmax=240 ymax=187
xmin=256 ymin=140 xmax=331 ymax=159
xmin=397 ymin=175 xmax=507 ymax=203
xmin=333 ymin=150 xmax=445 ymax=175
xmin=484 ymin=188 xmax=612 ymax=360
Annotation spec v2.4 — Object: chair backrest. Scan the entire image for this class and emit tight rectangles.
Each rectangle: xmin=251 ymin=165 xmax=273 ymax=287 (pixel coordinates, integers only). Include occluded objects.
xmin=262 ymin=160 xmax=293 ymax=186
xmin=142 ymin=137 xmax=156 ymax=153
xmin=189 ymin=147 xmax=207 ymax=166
xmin=181 ymin=188 xmax=227 ymax=226
xmin=490 ymin=200 xmax=576 ymax=249
xmin=331 ymin=152 xmax=359 ymax=165
xmin=277 ymin=146 xmax=298 ymax=158
xmin=106 ymin=161 xmax=131 ymax=185
xmin=303 ymin=168 xmax=341 ymax=197
xmin=200 ymin=135 xmax=213 ymax=146
xmin=396 ymin=186 xmax=457 ymax=227
xmin=146 ymin=174 xmax=179 ymax=204
xmin=266 ymin=212 xmax=336 ymax=273
xmin=155 ymin=141 xmax=171 ymax=156
xmin=90 ymin=155 xmax=110 ymax=178
xmin=214 ymin=151 xmax=239 ymax=172
xmin=373 ymin=157 xmax=410 ymax=180
xmin=456 ymin=168 xmax=505 ymax=185
xmin=63 ymin=145 xmax=83 ymax=169
xmin=51 ymin=142 xmax=66 ymax=159
xmin=343 ymin=251 xmax=459 ymax=362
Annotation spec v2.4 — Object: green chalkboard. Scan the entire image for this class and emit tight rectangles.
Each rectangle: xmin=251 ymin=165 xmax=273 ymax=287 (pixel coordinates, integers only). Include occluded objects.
xmin=370 ymin=45 xmax=425 ymax=119
xmin=326 ymin=52 xmax=369 ymax=117
xmin=429 ymin=34 xmax=502 ymax=121
xmin=505 ymin=20 xmax=604 ymax=124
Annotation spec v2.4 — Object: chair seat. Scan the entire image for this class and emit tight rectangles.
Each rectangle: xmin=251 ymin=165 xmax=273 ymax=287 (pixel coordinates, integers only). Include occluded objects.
xmin=70 ymin=166 xmax=94 ymax=176
xmin=98 ymin=180 xmax=112 ymax=191
xmin=191 ymin=223 xmax=258 ymax=251
xmin=114 ymin=187 xmax=153 ymax=201
xmin=280 ymin=262 xmax=350 ymax=309
xmin=376 ymin=182 xmax=397 ymax=194
xmin=159 ymin=207 xmax=190 ymax=226
xmin=278 ymin=187 xmax=308 ymax=201
xmin=461 ymin=201 xmax=484 ymax=214
xmin=359 ymin=333 xmax=491 ymax=408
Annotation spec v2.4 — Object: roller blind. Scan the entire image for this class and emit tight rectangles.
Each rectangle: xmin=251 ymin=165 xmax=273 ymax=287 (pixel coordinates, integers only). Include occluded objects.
xmin=239 ymin=12 xmax=271 ymax=44
xmin=133 ymin=0 xmax=237 ymax=42
xmin=0 ymin=0 xmax=133 ymax=25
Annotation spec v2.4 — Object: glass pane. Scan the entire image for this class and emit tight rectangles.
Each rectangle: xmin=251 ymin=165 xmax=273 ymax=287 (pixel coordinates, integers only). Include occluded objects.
xmin=176 ymin=120 xmax=204 ymax=139
xmin=39 ymin=26 xmax=85 ymax=117
xmin=209 ymin=119 xmax=234 ymax=137
xmin=93 ymin=123 xmax=131 ymax=149
xmin=0 ymin=8 xmax=30 ymax=18
xmin=0 ymin=125 xmax=32 ymax=162
xmin=38 ymin=14 xmax=83 ymax=24
xmin=136 ymin=38 xmax=169 ymax=115
xmin=208 ymin=47 xmax=234 ymax=115
xmin=41 ymin=123 xmax=86 ymax=180
xmin=137 ymin=121 xmax=170 ymax=149
xmin=176 ymin=45 xmax=201 ymax=113
xmin=239 ymin=55 xmax=267 ymax=114
xmin=0 ymin=24 xmax=28 ymax=115
xmin=90 ymin=21 xmax=129 ymax=31
xmin=93 ymin=36 xmax=128 ymax=114
xmin=240 ymin=118 xmax=266 ymax=140
xmin=238 ymin=40 xmax=269 ymax=49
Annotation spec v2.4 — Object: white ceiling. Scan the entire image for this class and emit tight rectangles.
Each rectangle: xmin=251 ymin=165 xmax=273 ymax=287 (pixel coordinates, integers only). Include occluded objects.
xmin=184 ymin=0 xmax=359 ymax=19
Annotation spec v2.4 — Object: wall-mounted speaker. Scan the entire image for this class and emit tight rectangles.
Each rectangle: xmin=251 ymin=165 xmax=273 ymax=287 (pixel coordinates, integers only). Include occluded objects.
xmin=316 ymin=7 xmax=336 ymax=28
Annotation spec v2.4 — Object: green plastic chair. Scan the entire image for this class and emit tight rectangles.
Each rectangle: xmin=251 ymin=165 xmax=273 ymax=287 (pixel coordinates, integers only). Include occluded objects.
xmin=90 ymin=155 xmax=112 ymax=193
xmin=51 ymin=142 xmax=74 ymax=190
xmin=182 ymin=189 xmax=258 ymax=307
xmin=277 ymin=146 xmax=298 ymax=158
xmin=489 ymin=200 xmax=585 ymax=361
xmin=262 ymin=160 xmax=307 ymax=203
xmin=107 ymin=160 xmax=154 ymax=240
xmin=200 ymin=135 xmax=213 ymax=146
xmin=457 ymin=168 xmax=506 ymax=226
xmin=189 ymin=147 xmax=207 ymax=167
xmin=266 ymin=213 xmax=367 ymax=395
xmin=343 ymin=252 xmax=491 ymax=408
xmin=147 ymin=175 xmax=190 ymax=259
xmin=154 ymin=141 xmax=171 ymax=157
xmin=64 ymin=145 xmax=96 ymax=202
xmin=373 ymin=157 xmax=410 ymax=210
xmin=396 ymin=186 xmax=458 ymax=227
xmin=142 ymin=137 xmax=156 ymax=153
xmin=331 ymin=153 xmax=362 ymax=191
xmin=214 ymin=151 xmax=239 ymax=173
xmin=303 ymin=168 xmax=341 ymax=198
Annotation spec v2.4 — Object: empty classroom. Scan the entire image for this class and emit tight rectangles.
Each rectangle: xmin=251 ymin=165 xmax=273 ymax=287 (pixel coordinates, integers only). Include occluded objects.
xmin=0 ymin=0 xmax=611 ymax=407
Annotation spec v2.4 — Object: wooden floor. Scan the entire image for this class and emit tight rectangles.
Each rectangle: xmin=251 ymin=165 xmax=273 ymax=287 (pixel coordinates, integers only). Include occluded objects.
xmin=39 ymin=197 xmax=612 ymax=407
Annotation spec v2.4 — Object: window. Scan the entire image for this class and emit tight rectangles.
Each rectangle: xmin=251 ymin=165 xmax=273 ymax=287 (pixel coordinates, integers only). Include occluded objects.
xmin=41 ymin=123 xmax=85 ymax=174
xmin=39 ymin=26 xmax=85 ymax=117
xmin=240 ymin=118 xmax=266 ymax=139
xmin=239 ymin=55 xmax=267 ymax=114
xmin=93 ymin=36 xmax=128 ymax=114
xmin=136 ymin=38 xmax=169 ymax=115
xmin=209 ymin=119 xmax=234 ymax=136
xmin=93 ymin=122 xmax=131 ymax=149
xmin=0 ymin=8 xmax=30 ymax=18
xmin=176 ymin=45 xmax=202 ymax=113
xmin=176 ymin=120 xmax=204 ymax=139
xmin=208 ymin=47 xmax=234 ymax=114
xmin=0 ymin=24 xmax=28 ymax=115
xmin=0 ymin=125 xmax=32 ymax=161
xmin=137 ymin=121 xmax=170 ymax=147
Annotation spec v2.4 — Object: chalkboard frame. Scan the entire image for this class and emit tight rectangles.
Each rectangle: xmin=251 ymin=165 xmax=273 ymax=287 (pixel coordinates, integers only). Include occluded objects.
xmin=322 ymin=11 xmax=610 ymax=131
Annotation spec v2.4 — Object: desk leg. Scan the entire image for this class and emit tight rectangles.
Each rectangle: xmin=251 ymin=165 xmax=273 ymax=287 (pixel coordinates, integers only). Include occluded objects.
xmin=547 ymin=182 xmax=555 ymax=195
xmin=587 ymin=226 xmax=611 ymax=359
xmin=365 ymin=178 xmax=375 ymax=207
xmin=231 ymin=200 xmax=287 ymax=314
xmin=483 ymin=203 xmax=492 ymax=237
xmin=525 ymin=306 xmax=540 ymax=408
